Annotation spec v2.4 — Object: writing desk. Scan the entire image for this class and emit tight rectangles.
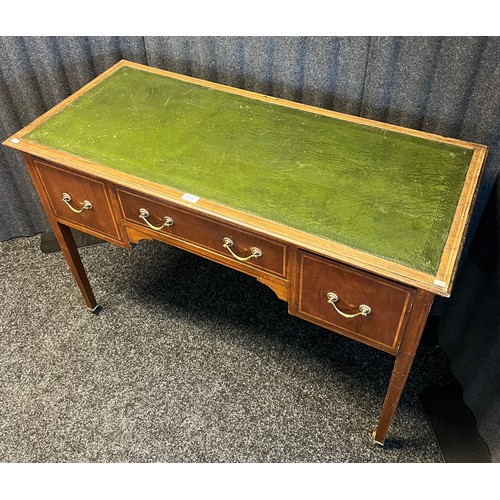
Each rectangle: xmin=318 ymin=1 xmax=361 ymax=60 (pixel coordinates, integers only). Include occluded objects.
xmin=4 ymin=60 xmax=487 ymax=445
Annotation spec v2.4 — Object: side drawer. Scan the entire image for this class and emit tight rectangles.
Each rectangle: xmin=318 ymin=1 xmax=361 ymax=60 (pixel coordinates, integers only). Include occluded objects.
xmin=117 ymin=188 xmax=287 ymax=278
xmin=296 ymin=251 xmax=415 ymax=351
xmin=33 ymin=159 xmax=120 ymax=240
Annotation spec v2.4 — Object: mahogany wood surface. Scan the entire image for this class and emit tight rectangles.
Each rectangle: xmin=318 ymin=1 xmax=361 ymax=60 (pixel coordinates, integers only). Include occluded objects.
xmin=33 ymin=158 xmax=121 ymax=242
xmin=117 ymin=188 xmax=287 ymax=278
xmin=23 ymin=155 xmax=98 ymax=311
xmin=296 ymin=252 xmax=415 ymax=354
xmin=373 ymin=289 xmax=435 ymax=445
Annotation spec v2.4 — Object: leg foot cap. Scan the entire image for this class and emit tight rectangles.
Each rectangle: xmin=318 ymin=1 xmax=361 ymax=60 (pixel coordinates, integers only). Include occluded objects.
xmin=88 ymin=305 xmax=102 ymax=315
xmin=372 ymin=430 xmax=385 ymax=446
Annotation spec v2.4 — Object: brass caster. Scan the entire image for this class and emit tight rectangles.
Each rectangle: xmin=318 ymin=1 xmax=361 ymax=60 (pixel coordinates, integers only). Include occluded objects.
xmin=88 ymin=304 xmax=102 ymax=315
xmin=372 ymin=430 xmax=385 ymax=446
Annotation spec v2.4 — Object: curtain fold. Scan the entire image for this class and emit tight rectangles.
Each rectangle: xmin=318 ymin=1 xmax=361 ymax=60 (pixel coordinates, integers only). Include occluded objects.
xmin=436 ymin=176 xmax=500 ymax=461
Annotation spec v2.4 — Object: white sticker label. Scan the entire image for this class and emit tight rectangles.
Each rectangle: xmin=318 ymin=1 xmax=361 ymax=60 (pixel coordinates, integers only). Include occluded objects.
xmin=10 ymin=138 xmax=20 ymax=144
xmin=433 ymin=279 xmax=446 ymax=287
xmin=181 ymin=193 xmax=200 ymax=203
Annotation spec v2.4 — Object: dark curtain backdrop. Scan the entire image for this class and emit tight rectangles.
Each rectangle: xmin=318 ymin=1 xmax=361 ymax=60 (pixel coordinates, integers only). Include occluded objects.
xmin=1 ymin=36 xmax=499 ymax=460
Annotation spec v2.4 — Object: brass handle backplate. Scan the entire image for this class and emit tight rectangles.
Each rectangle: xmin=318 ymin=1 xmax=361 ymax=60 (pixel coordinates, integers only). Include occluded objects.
xmin=326 ymin=292 xmax=372 ymax=318
xmin=222 ymin=237 xmax=262 ymax=262
xmin=139 ymin=208 xmax=174 ymax=231
xmin=62 ymin=192 xmax=93 ymax=213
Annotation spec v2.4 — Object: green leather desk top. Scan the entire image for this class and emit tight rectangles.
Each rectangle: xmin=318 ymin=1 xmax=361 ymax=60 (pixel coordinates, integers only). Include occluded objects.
xmin=23 ymin=64 xmax=475 ymax=275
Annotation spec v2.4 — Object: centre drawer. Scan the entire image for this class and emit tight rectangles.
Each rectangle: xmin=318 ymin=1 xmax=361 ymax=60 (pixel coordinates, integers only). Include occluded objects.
xmin=117 ymin=189 xmax=287 ymax=277
xmin=296 ymin=251 xmax=415 ymax=351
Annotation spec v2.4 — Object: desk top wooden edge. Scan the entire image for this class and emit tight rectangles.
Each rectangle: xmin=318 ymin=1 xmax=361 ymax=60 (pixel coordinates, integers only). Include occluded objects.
xmin=3 ymin=59 xmax=489 ymax=297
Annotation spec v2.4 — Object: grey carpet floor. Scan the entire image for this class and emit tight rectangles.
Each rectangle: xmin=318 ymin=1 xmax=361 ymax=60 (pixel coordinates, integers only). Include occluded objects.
xmin=0 ymin=235 xmax=450 ymax=462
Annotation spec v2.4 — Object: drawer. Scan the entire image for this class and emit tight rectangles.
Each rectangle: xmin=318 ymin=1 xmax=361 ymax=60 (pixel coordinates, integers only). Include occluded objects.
xmin=117 ymin=189 xmax=287 ymax=277
xmin=296 ymin=252 xmax=414 ymax=351
xmin=34 ymin=159 xmax=120 ymax=240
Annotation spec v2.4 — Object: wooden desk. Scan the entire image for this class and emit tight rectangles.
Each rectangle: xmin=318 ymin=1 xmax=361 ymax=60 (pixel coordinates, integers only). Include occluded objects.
xmin=3 ymin=60 xmax=487 ymax=445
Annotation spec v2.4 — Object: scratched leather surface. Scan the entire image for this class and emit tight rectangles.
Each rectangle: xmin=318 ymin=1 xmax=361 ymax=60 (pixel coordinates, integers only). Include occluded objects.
xmin=25 ymin=66 xmax=473 ymax=274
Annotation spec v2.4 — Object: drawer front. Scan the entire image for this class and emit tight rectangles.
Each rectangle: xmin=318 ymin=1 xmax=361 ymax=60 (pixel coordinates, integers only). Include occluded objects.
xmin=34 ymin=159 xmax=120 ymax=240
xmin=297 ymin=252 xmax=414 ymax=351
xmin=117 ymin=189 xmax=287 ymax=277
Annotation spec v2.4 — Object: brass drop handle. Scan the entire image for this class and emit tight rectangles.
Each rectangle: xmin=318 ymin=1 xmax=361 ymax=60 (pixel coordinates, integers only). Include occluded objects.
xmin=62 ymin=192 xmax=92 ymax=213
xmin=223 ymin=237 xmax=262 ymax=262
xmin=327 ymin=292 xmax=372 ymax=318
xmin=139 ymin=208 xmax=174 ymax=231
